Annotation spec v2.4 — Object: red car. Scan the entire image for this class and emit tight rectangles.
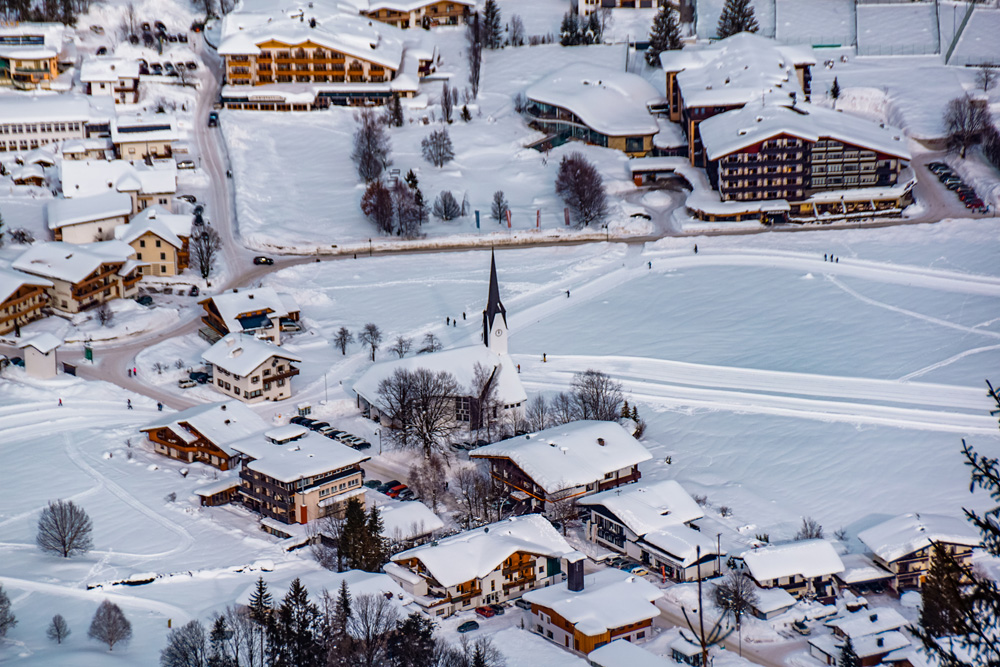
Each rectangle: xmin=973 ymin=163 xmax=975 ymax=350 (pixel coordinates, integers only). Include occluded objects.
xmin=474 ymin=606 xmax=496 ymax=619
xmin=386 ymin=484 xmax=407 ymax=498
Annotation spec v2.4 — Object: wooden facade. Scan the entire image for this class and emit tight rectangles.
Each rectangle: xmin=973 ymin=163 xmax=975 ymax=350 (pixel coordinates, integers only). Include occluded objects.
xmin=361 ymin=0 xmax=471 ymax=28
xmin=529 ymin=602 xmax=653 ymax=654
xmin=0 ymin=283 xmax=48 ymax=335
xmin=143 ymin=424 xmax=237 ymax=471
xmin=225 ymin=39 xmax=396 ymax=87
xmin=237 ymin=463 xmax=364 ymax=525
xmin=873 ymin=541 xmax=975 ymax=592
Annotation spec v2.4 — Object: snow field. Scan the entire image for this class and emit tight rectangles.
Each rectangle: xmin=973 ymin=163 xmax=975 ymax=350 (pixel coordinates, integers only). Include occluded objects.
xmin=775 ymin=0 xmax=855 ymax=47
xmin=857 ymin=2 xmax=940 ymax=56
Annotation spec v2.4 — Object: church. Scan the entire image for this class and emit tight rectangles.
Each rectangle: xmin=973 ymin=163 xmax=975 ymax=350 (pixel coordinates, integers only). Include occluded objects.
xmin=352 ymin=252 xmax=527 ymax=435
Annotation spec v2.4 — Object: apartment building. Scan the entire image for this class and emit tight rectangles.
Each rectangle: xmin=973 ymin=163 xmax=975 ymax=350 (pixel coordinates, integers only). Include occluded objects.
xmin=361 ymin=0 xmax=474 ymax=28
xmin=202 ymin=334 xmax=301 ymax=404
xmin=61 ymin=159 xmax=177 ymax=214
xmin=0 ymin=23 xmax=68 ymax=89
xmin=0 ymin=95 xmax=112 ymax=153
xmin=0 ymin=268 xmax=52 ymax=335
xmin=80 ymin=57 xmax=141 ymax=104
xmin=115 ymin=206 xmax=191 ymax=277
xmin=46 ymin=192 xmax=133 ymax=244
xmin=111 ymin=113 xmax=177 ymax=160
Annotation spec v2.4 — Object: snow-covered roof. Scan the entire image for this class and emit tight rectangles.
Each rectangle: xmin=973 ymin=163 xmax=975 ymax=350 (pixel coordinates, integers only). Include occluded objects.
xmin=200 ymin=287 xmax=299 ymax=334
xmin=471 ymin=421 xmax=651 ymax=494
xmin=80 ymin=57 xmax=140 ymax=82
xmin=17 ymin=332 xmax=62 ymax=354
xmin=522 ymin=568 xmax=663 ymax=636
xmin=741 ymin=540 xmax=845 ymax=582
xmin=373 ymin=496 xmax=445 ymax=541
xmin=827 ymin=608 xmax=907 ymax=638
xmin=354 ymin=344 xmax=527 ymax=408
xmin=854 ymin=631 xmax=911 ymax=659
xmin=202 ymin=333 xmax=301 ymax=376
xmin=194 ymin=478 xmax=240 ymax=497
xmin=366 ymin=0 xmax=473 ymax=11
xmin=578 ymin=479 xmax=703 ymax=536
xmin=0 ymin=94 xmax=109 ymax=124
xmin=0 ymin=267 xmax=53 ymax=302
xmin=142 ymin=401 xmax=270 ymax=455
xmin=23 ymin=146 xmax=56 ymax=166
xmin=13 ymin=240 xmax=135 ymax=283
xmin=525 ymin=64 xmax=663 ymax=137
xmin=836 ymin=554 xmax=895 ymax=585
xmin=643 ymin=524 xmax=721 ymax=567
xmin=0 ymin=22 xmax=66 ymax=60
xmin=62 ymin=137 xmax=112 ymax=155
xmin=115 ymin=206 xmax=191 ymax=248
xmin=752 ymin=585 xmax=796 ymax=614
xmin=699 ymin=101 xmax=911 ymax=162
xmin=46 ymin=192 xmax=132 ymax=230
xmin=61 ymin=159 xmax=177 ymax=198
xmin=230 ymin=431 xmax=368 ymax=484
xmin=265 ymin=424 xmax=309 ymax=443
xmin=654 ymin=117 xmax=686 ymax=148
xmin=661 ymin=32 xmax=814 ymax=109
xmin=588 ymin=639 xmax=670 ymax=667
xmin=111 ymin=113 xmax=178 ymax=145
xmin=11 ymin=164 xmax=44 ymax=183
xmin=858 ymin=513 xmax=980 ymax=563
xmin=391 ymin=515 xmax=576 ymax=588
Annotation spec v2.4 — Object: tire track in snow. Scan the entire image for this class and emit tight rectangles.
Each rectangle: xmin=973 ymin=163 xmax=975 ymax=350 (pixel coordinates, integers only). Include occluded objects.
xmin=898 ymin=344 xmax=1000 ymax=382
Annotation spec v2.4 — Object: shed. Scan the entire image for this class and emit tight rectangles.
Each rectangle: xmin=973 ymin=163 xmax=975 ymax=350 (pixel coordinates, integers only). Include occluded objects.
xmin=18 ymin=332 xmax=61 ymax=379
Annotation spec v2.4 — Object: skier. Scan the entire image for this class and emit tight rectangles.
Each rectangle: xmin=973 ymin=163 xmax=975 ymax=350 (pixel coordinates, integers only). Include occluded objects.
xmin=835 ymin=257 xmax=839 ymax=263
xmin=58 ymin=398 xmax=63 ymax=406
xmin=694 ymin=244 xmax=698 ymax=254
xmin=543 ymin=353 xmax=547 ymax=362
xmin=566 ymin=290 xmax=570 ymax=298
xmin=127 ymin=399 xmax=133 ymax=410
xmin=157 ymin=402 xmax=163 ymax=411
xmin=127 ymin=368 xmax=132 ymax=377
xmin=824 ymin=253 xmax=827 ymax=261
xmin=463 ymin=312 xmax=466 ymax=320
xmin=517 ymin=364 xmax=521 ymax=374
xmin=446 ymin=316 xmax=450 ymax=325
xmin=648 ymin=261 xmax=652 ymax=269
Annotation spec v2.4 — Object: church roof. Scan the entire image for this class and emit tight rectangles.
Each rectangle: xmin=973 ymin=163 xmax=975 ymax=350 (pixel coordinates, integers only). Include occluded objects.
xmin=483 ymin=249 xmax=507 ymax=343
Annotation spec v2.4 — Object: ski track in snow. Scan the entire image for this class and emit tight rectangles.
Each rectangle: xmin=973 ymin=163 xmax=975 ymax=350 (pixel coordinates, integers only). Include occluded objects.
xmin=897 ymin=343 xmax=1000 ymax=382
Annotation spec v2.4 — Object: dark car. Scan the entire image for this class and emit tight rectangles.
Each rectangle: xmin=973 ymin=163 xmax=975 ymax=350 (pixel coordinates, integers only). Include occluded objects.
xmin=378 ymin=480 xmax=402 ymax=494
xmin=363 ymin=479 xmax=382 ymax=489
xmin=151 ymin=63 xmax=163 ymax=74
xmin=474 ymin=606 xmax=495 ymax=619
xmin=309 ymin=420 xmax=331 ymax=430
xmin=177 ymin=194 xmax=197 ymax=203
xmin=289 ymin=415 xmax=311 ymax=425
xmin=457 ymin=621 xmax=479 ymax=633
xmin=208 ymin=112 xmax=219 ymax=127
xmin=194 ymin=204 xmax=205 ymax=216
xmin=488 ymin=604 xmax=505 ymax=616
xmin=179 ymin=33 xmax=189 ymax=43
xmin=155 ymin=20 xmax=167 ymax=33
xmin=189 ymin=286 xmax=200 ymax=297
xmin=96 ymin=46 xmax=108 ymax=55
xmin=186 ymin=61 xmax=197 ymax=70
xmin=193 ymin=214 xmax=204 ymax=227
xmin=164 ymin=62 xmax=175 ymax=72
xmin=167 ymin=34 xmax=178 ymax=42
xmin=397 ymin=488 xmax=415 ymax=501
xmin=514 ymin=598 xmax=532 ymax=610
xmin=136 ymin=294 xmax=153 ymax=306
xmin=189 ymin=371 xmax=210 ymax=384
xmin=141 ymin=21 xmax=151 ymax=31
xmin=10 ymin=356 xmax=24 ymax=367
xmin=139 ymin=63 xmax=149 ymax=75
xmin=143 ymin=32 xmax=155 ymax=47
xmin=129 ymin=34 xmax=140 ymax=45
xmin=352 ymin=440 xmax=372 ymax=451
xmin=253 ymin=256 xmax=274 ymax=265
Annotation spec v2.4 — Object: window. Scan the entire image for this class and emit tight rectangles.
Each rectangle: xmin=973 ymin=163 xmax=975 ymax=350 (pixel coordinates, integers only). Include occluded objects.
xmin=160 ymin=253 xmax=166 ymax=260
xmin=155 ymin=240 xmax=161 ymax=247
xmin=139 ymin=239 xmax=145 ymax=247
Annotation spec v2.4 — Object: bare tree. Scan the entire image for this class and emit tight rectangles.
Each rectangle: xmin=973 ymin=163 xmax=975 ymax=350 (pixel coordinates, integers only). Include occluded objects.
xmin=408 ymin=452 xmax=448 ymax=511
xmin=508 ymin=14 xmax=525 ymax=46
xmin=571 ymin=369 xmax=624 ymax=421
xmin=547 ymin=494 xmax=577 ymax=535
xmin=422 ymin=129 xmax=455 ymax=168
xmin=440 ymin=81 xmax=454 ymax=124
xmin=391 ymin=180 xmax=421 ymax=237
xmin=190 ymin=226 xmax=222 ymax=279
xmin=153 ymin=361 xmax=166 ymax=375
xmin=9 ymin=228 xmax=34 ymax=245
xmin=123 ymin=1 xmax=137 ymax=34
xmin=525 ymin=395 xmax=549 ymax=432
xmin=944 ymin=96 xmax=989 ymax=158
xmin=418 ymin=332 xmax=442 ymax=354
xmin=794 ymin=516 xmax=824 ymax=540
xmin=334 ymin=327 xmax=353 ymax=355
xmin=454 ymin=464 xmax=505 ymax=527
xmin=491 ymin=190 xmax=509 ymax=224
xmin=349 ymin=594 xmax=399 ymax=667
xmin=361 ymin=180 xmax=394 ymax=235
xmin=471 ymin=362 xmax=502 ymax=444
xmin=351 ymin=109 xmax=392 ymax=183
xmin=47 ymin=614 xmax=69 ymax=643
xmin=377 ymin=368 xmax=420 ymax=450
xmin=160 ymin=619 xmax=207 ymax=667
xmin=36 ymin=500 xmax=93 ymax=558
xmin=0 ymin=585 xmax=15 ymax=639
xmin=467 ymin=13 xmax=483 ymax=98
xmin=977 ymin=66 xmax=998 ymax=93
xmin=96 ymin=302 xmax=114 ymax=327
xmin=550 ymin=391 xmax=575 ymax=426
xmin=88 ymin=600 xmax=132 ymax=651
xmin=390 ymin=336 xmax=412 ymax=358
xmin=683 ymin=546 xmax=733 ymax=666
xmin=432 ymin=191 xmax=461 ymax=220
xmin=556 ymin=152 xmax=609 ymax=226
xmin=221 ymin=605 xmax=257 ymax=667
xmin=714 ymin=570 xmax=758 ymax=655
xmin=377 ymin=368 xmax=461 ymax=456
xmin=358 ymin=323 xmax=383 ymax=361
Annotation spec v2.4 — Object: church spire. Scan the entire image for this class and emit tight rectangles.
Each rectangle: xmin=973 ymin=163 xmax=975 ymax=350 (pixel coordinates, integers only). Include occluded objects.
xmin=483 ymin=250 xmax=508 ymax=354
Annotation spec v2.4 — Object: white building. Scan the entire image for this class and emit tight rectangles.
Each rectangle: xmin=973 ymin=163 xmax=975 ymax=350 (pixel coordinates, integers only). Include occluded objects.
xmin=374 ymin=496 xmax=445 ymax=548
xmin=471 ymin=420 xmax=652 ymax=513
xmin=386 ymin=514 xmax=579 ymax=617
xmin=588 ymin=639 xmax=672 ymax=667
xmin=80 ymin=57 xmax=140 ymax=104
xmin=202 ymin=333 xmax=302 ymax=404
xmin=0 ymin=23 xmax=69 ymax=90
xmin=809 ymin=608 xmax=911 ymax=666
xmin=198 ymin=287 xmax=300 ymax=344
xmin=46 ymin=192 xmax=133 ymax=244
xmin=739 ymin=539 xmax=844 ymax=602
xmin=0 ymin=95 xmax=111 ymax=153
xmin=17 ymin=332 xmax=61 ymax=379
xmin=578 ymin=480 xmax=721 ymax=581
xmin=111 ymin=113 xmax=178 ymax=160
xmin=61 ymin=159 xmax=177 ymax=214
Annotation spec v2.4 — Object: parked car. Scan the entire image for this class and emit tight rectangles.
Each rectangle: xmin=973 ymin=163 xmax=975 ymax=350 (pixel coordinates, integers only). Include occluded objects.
xmin=90 ymin=25 xmax=105 ymax=34
xmin=135 ymin=294 xmax=153 ymax=306
xmin=397 ymin=488 xmax=416 ymax=501
xmin=378 ymin=480 xmax=402 ymax=494
xmin=189 ymin=371 xmax=210 ymax=384
xmin=179 ymin=34 xmax=189 ymax=43
xmin=281 ymin=322 xmax=302 ymax=333
xmin=177 ymin=160 xmax=195 ymax=170
xmin=339 ymin=434 xmax=363 ymax=445
xmin=9 ymin=356 xmax=24 ymax=367
xmin=178 ymin=378 xmax=197 ymax=388
xmin=318 ymin=426 xmax=343 ymax=437
xmin=177 ymin=194 xmax=197 ymax=203
xmin=164 ymin=62 xmax=175 ymax=72
xmin=253 ymin=256 xmax=274 ymax=265
xmin=141 ymin=21 xmax=151 ymax=31
xmin=139 ymin=63 xmax=149 ymax=75
xmin=96 ymin=46 xmax=108 ymax=55
xmin=488 ymin=604 xmax=505 ymax=616
xmin=364 ymin=479 xmax=382 ymax=489
xmin=143 ymin=32 xmax=155 ymax=47
xmin=289 ymin=416 xmax=310 ymax=425
xmin=792 ymin=619 xmax=811 ymax=636
xmin=129 ymin=34 xmax=140 ymax=45
xmin=622 ymin=564 xmax=650 ymax=577
xmin=155 ymin=20 xmax=167 ymax=33
xmin=457 ymin=621 xmax=479 ymax=633
xmin=309 ymin=421 xmax=331 ymax=431
xmin=352 ymin=441 xmax=372 ymax=451
xmin=151 ymin=63 xmax=163 ymax=74
xmin=514 ymin=598 xmax=532 ymax=610
xmin=208 ymin=111 xmax=219 ymax=127
xmin=189 ymin=285 xmax=200 ymax=297
xmin=186 ymin=62 xmax=197 ymax=72
xmin=474 ymin=606 xmax=496 ymax=619
xmin=193 ymin=204 xmax=205 ymax=216
xmin=386 ymin=484 xmax=407 ymax=498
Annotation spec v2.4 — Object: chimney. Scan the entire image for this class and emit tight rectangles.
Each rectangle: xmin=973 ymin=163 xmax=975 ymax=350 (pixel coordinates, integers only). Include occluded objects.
xmin=567 ymin=556 xmax=584 ymax=592
xmin=870 ymin=613 xmax=878 ymax=622
xmin=877 ymin=637 xmax=884 ymax=648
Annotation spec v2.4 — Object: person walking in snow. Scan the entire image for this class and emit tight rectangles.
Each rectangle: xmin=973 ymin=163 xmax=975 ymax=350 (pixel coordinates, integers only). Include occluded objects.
xmin=446 ymin=316 xmax=450 ymax=325
xmin=58 ymin=398 xmax=62 ymax=407
xmin=694 ymin=245 xmax=698 ymax=254
xmin=127 ymin=399 xmax=132 ymax=410
xmin=157 ymin=402 xmax=163 ymax=411
xmin=648 ymin=261 xmax=652 ymax=269
xmin=566 ymin=290 xmax=570 ymax=298
xmin=824 ymin=253 xmax=827 ymax=261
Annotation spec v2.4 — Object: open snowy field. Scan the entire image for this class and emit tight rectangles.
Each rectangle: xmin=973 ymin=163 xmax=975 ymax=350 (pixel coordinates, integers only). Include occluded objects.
xmin=857 ymin=2 xmax=940 ymax=56
xmin=775 ymin=0 xmax=855 ymax=47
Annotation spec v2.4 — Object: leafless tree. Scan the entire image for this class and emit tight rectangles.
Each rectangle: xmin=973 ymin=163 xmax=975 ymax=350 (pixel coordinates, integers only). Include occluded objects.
xmin=944 ymin=96 xmax=989 ymax=158
xmin=47 ymin=614 xmax=69 ymax=643
xmin=36 ymin=500 xmax=93 ymax=558
xmin=349 ymin=594 xmax=399 ymax=667
xmin=571 ymin=369 xmax=624 ymax=421
xmin=508 ymin=14 xmax=525 ymax=46
xmin=555 ymin=152 xmax=609 ymax=226
xmin=454 ymin=464 xmax=505 ymax=527
xmin=160 ymin=619 xmax=207 ymax=667
xmin=361 ymin=180 xmax=394 ymax=235
xmin=432 ymin=191 xmax=461 ymax=220
xmin=450 ymin=635 xmax=506 ymax=667
xmin=308 ymin=517 xmax=341 ymax=571
xmin=977 ymin=66 xmax=998 ymax=93
xmin=418 ymin=332 xmax=442 ymax=354
xmin=794 ymin=516 xmax=824 ymax=540
xmin=714 ymin=570 xmax=758 ymax=656
xmin=351 ymin=109 xmax=392 ymax=183
xmin=391 ymin=180 xmax=421 ymax=237
xmin=683 ymin=546 xmax=733 ymax=666
xmin=525 ymin=395 xmax=549 ymax=432
xmin=390 ymin=336 xmax=412 ymax=358
xmin=422 ymin=129 xmax=455 ymax=168
xmin=440 ymin=81 xmax=454 ymax=124
xmin=96 ymin=302 xmax=114 ymax=327
xmin=408 ymin=452 xmax=448 ymax=511
xmin=491 ymin=190 xmax=510 ymax=224
xmin=377 ymin=368 xmax=419 ymax=450
xmin=221 ymin=605 xmax=257 ymax=667
xmin=153 ymin=361 xmax=166 ymax=375
xmin=334 ymin=327 xmax=353 ymax=355
xmin=0 ymin=585 xmax=15 ymax=639
xmin=123 ymin=1 xmax=137 ymax=35
xmin=88 ymin=600 xmax=132 ymax=651
xmin=358 ymin=323 xmax=383 ymax=361
xmin=550 ymin=392 xmax=575 ymax=426
xmin=9 ymin=228 xmax=34 ymax=245
xmin=467 ymin=13 xmax=483 ymax=97
xmin=547 ymin=494 xmax=577 ymax=535
xmin=190 ymin=226 xmax=222 ymax=279
xmin=377 ymin=367 xmax=461 ymax=456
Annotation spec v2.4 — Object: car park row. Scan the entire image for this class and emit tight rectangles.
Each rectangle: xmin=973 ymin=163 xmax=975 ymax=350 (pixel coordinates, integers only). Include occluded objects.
xmin=927 ymin=162 xmax=989 ymax=213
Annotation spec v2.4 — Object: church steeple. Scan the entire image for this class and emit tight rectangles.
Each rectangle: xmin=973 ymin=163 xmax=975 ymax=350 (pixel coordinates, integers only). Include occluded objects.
xmin=483 ymin=250 xmax=508 ymax=354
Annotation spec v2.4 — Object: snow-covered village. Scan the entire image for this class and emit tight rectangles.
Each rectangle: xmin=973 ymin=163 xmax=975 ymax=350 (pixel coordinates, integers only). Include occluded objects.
xmin=0 ymin=0 xmax=999 ymax=664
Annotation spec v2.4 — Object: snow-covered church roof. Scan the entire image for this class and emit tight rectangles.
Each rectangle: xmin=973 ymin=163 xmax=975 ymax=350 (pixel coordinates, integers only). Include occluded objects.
xmin=858 ymin=512 xmax=979 ymax=563
xmin=471 ymin=421 xmax=652 ymax=494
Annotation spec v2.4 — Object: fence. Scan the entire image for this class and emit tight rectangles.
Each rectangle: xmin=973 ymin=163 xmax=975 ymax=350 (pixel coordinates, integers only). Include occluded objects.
xmin=778 ymin=34 xmax=854 ymax=47
xmin=857 ymin=43 xmax=941 ymax=56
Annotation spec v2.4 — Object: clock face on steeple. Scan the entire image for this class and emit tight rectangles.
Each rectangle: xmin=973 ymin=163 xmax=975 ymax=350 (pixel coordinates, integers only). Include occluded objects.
xmin=495 ymin=328 xmax=503 ymax=337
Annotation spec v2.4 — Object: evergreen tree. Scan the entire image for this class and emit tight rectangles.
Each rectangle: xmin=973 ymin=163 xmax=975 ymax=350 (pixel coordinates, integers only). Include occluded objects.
xmin=472 ymin=643 xmax=488 ymax=667
xmin=621 ymin=399 xmax=630 ymax=420
xmin=268 ymin=579 xmax=322 ymax=667
xmin=0 ymin=210 xmax=5 ymax=248
xmin=386 ymin=94 xmax=404 ymax=127
xmin=585 ymin=11 xmax=602 ymax=44
xmin=646 ymin=6 xmax=682 ymax=67
xmin=247 ymin=577 xmax=272 ymax=662
xmin=324 ymin=581 xmax=354 ymax=666
xmin=208 ymin=615 xmax=235 ymax=667
xmin=404 ymin=170 xmax=427 ymax=222
xmin=341 ymin=498 xmax=369 ymax=570
xmin=830 ymin=77 xmax=841 ymax=100
xmin=364 ymin=505 xmax=389 ymax=572
xmin=716 ymin=0 xmax=759 ymax=39
xmin=482 ymin=0 xmax=502 ymax=49
xmin=919 ymin=543 xmax=967 ymax=637
xmin=560 ymin=12 xmax=582 ymax=46
xmin=0 ymin=584 xmax=16 ymax=639
xmin=386 ymin=612 xmax=436 ymax=667
xmin=839 ymin=637 xmax=860 ymax=667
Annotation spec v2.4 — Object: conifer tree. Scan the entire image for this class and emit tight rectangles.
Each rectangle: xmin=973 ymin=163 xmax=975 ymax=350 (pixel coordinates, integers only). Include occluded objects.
xmin=247 ymin=577 xmax=273 ymax=661
xmin=482 ymin=0 xmax=502 ymax=49
xmin=585 ymin=11 xmax=602 ymax=44
xmin=364 ymin=505 xmax=389 ymax=572
xmin=560 ymin=12 xmax=582 ymax=46
xmin=839 ymin=637 xmax=860 ymax=667
xmin=268 ymin=579 xmax=322 ymax=667
xmin=830 ymin=77 xmax=841 ymax=100
xmin=386 ymin=612 xmax=436 ymax=667
xmin=621 ymin=399 xmax=631 ymax=420
xmin=717 ymin=0 xmax=759 ymax=39
xmin=208 ymin=615 xmax=235 ymax=667
xmin=646 ymin=6 xmax=682 ymax=66
xmin=341 ymin=498 xmax=369 ymax=570
xmin=919 ymin=543 xmax=967 ymax=637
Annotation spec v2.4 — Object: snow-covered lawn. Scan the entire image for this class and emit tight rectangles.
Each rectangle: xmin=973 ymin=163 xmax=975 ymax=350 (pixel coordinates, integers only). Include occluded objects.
xmin=775 ymin=0 xmax=855 ymax=47
xmin=949 ymin=5 xmax=1000 ymax=66
xmin=857 ymin=2 xmax=940 ymax=56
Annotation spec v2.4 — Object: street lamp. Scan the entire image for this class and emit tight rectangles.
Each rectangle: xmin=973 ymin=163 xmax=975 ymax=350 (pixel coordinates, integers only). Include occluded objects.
xmin=377 ymin=428 xmax=382 ymax=455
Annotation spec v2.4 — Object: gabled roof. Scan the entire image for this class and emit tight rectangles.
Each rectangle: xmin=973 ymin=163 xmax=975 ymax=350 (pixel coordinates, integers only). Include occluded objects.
xmin=525 ymin=64 xmax=662 ymax=137
xmin=471 ymin=421 xmax=652 ymax=494
xmin=0 ymin=94 xmax=107 ymax=125
xmin=141 ymin=401 xmax=269 ymax=455
xmin=200 ymin=287 xmax=298 ymax=334
xmin=13 ymin=240 xmax=135 ymax=283
xmin=858 ymin=513 xmax=980 ymax=563
xmin=61 ymin=159 xmax=177 ymax=198
xmin=391 ymin=515 xmax=576 ymax=588
xmin=115 ymin=206 xmax=192 ymax=248
xmin=374 ymin=496 xmax=445 ymax=541
xmin=230 ymin=430 xmax=368 ymax=483
xmin=698 ymin=101 xmax=911 ymax=162
xmin=643 ymin=524 xmax=721 ymax=567
xmin=0 ymin=22 xmax=67 ymax=59
xmin=202 ymin=333 xmax=301 ymax=376
xmin=741 ymin=540 xmax=844 ymax=582
xmin=46 ymin=192 xmax=132 ymax=230
xmin=588 ymin=639 xmax=671 ymax=667
xmin=0 ymin=267 xmax=53 ymax=302
xmin=80 ymin=56 xmax=140 ymax=82
xmin=17 ymin=332 xmax=62 ymax=354
xmin=578 ymin=479 xmax=703 ymax=536
xmin=827 ymin=608 xmax=907 ymax=638
xmin=522 ymin=568 xmax=663 ymax=636
xmin=111 ymin=113 xmax=178 ymax=145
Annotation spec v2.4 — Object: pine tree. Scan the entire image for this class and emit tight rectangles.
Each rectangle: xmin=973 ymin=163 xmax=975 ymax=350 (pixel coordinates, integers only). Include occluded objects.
xmin=585 ymin=11 xmax=602 ymax=44
xmin=621 ymin=399 xmax=630 ymax=420
xmin=482 ymin=0 xmax=502 ymax=49
xmin=247 ymin=577 xmax=272 ymax=662
xmin=839 ymin=637 xmax=860 ymax=667
xmin=341 ymin=498 xmax=368 ymax=570
xmin=920 ymin=543 xmax=967 ymax=637
xmin=404 ymin=170 xmax=427 ymax=222
xmin=830 ymin=77 xmax=841 ymax=100
xmin=560 ymin=12 xmax=582 ymax=46
xmin=386 ymin=612 xmax=436 ymax=667
xmin=386 ymin=94 xmax=403 ymax=127
xmin=269 ymin=579 xmax=322 ymax=667
xmin=364 ymin=505 xmax=389 ymax=572
xmin=0 ymin=584 xmax=16 ymax=639
xmin=717 ymin=0 xmax=759 ymax=39
xmin=646 ymin=6 xmax=682 ymax=67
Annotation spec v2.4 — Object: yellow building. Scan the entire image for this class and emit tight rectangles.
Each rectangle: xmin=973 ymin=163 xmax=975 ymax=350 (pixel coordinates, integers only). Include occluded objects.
xmin=361 ymin=0 xmax=474 ymax=28
xmin=0 ymin=23 xmax=67 ymax=89
xmin=115 ymin=206 xmax=191 ymax=277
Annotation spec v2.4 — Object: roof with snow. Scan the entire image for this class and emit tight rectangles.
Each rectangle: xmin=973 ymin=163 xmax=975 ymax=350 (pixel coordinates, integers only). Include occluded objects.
xmin=354 ymin=344 xmax=527 ymax=408
xmin=525 ymin=64 xmax=663 ymax=137
xmin=522 ymin=568 xmax=663 ymax=636
xmin=111 ymin=113 xmax=178 ymax=145
xmin=578 ymin=479 xmax=703 ymax=536
xmin=643 ymin=524 xmax=721 ymax=567
xmin=11 ymin=164 xmax=44 ymax=183
xmin=231 ymin=430 xmax=369 ymax=483
xmin=202 ymin=333 xmax=301 ymax=376
xmin=858 ymin=512 xmax=979 ymax=563
xmin=373 ymin=496 xmax=445 ymax=541
xmin=17 ymin=332 xmax=62 ymax=354
xmin=199 ymin=287 xmax=299 ymax=334
xmin=660 ymin=32 xmax=814 ymax=109
xmin=836 ymin=553 xmax=895 ymax=585
xmin=471 ymin=421 xmax=651 ymax=494
xmin=0 ymin=267 xmax=53 ymax=302
xmin=827 ymin=608 xmax=907 ymax=638
xmin=741 ymin=540 xmax=845 ymax=582
xmin=115 ymin=206 xmax=192 ymax=248
xmin=0 ymin=22 xmax=67 ymax=59
xmin=391 ymin=514 xmax=577 ymax=588
xmin=23 ymin=146 xmax=56 ymax=165
xmin=80 ymin=56 xmax=140 ymax=82
xmin=46 ymin=192 xmax=132 ymax=230
xmin=13 ymin=240 xmax=136 ymax=283
xmin=141 ymin=401 xmax=269 ymax=454
xmin=61 ymin=159 xmax=177 ymax=198
xmin=365 ymin=0 xmax=473 ymax=10
xmin=588 ymin=639 xmax=671 ymax=667
xmin=62 ymin=137 xmax=112 ymax=155
xmin=752 ymin=585 xmax=796 ymax=614
xmin=699 ymin=101 xmax=911 ymax=162
xmin=0 ymin=94 xmax=111 ymax=124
